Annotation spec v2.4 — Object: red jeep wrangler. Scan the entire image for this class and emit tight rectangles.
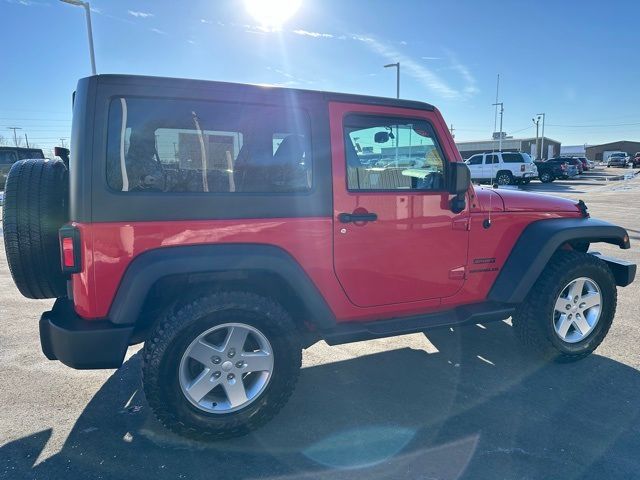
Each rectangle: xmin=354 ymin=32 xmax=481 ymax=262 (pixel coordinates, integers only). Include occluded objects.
xmin=3 ymin=75 xmax=636 ymax=441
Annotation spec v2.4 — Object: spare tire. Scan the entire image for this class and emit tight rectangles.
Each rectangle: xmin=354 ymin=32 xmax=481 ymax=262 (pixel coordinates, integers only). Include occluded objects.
xmin=2 ymin=159 xmax=69 ymax=299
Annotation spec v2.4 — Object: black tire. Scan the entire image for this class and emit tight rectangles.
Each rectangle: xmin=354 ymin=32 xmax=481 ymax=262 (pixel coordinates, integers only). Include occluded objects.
xmin=2 ymin=159 xmax=68 ymax=299
xmin=496 ymin=171 xmax=513 ymax=185
xmin=143 ymin=291 xmax=302 ymax=441
xmin=512 ymin=251 xmax=616 ymax=362
xmin=540 ymin=171 xmax=554 ymax=183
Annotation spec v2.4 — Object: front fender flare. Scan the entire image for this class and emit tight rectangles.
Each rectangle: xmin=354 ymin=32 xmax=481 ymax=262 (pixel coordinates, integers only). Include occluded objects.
xmin=489 ymin=217 xmax=630 ymax=304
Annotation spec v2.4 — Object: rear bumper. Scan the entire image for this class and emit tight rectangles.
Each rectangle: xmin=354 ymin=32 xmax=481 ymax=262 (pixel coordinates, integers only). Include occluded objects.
xmin=40 ymin=299 xmax=133 ymax=369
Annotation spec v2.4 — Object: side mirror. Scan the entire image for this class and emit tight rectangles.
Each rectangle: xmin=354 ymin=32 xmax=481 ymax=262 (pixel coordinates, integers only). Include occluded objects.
xmin=448 ymin=161 xmax=470 ymax=195
xmin=374 ymin=131 xmax=390 ymax=144
xmin=448 ymin=162 xmax=470 ymax=214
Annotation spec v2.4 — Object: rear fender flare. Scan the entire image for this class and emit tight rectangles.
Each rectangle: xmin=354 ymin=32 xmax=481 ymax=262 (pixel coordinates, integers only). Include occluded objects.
xmin=108 ymin=244 xmax=336 ymax=329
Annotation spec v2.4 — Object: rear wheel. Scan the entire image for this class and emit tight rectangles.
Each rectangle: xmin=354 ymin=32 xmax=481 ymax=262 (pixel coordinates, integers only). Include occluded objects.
xmin=513 ymin=251 xmax=616 ymax=362
xmin=496 ymin=171 xmax=513 ymax=185
xmin=539 ymin=171 xmax=554 ymax=183
xmin=2 ymin=159 xmax=68 ymax=299
xmin=143 ymin=291 xmax=302 ymax=440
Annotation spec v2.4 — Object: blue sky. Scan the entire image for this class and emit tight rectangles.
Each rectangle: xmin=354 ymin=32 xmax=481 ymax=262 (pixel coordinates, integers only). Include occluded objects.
xmin=1 ymin=0 xmax=639 ymax=155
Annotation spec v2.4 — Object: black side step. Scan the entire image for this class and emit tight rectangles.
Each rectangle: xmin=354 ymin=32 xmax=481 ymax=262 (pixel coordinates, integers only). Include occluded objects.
xmin=321 ymin=302 xmax=515 ymax=346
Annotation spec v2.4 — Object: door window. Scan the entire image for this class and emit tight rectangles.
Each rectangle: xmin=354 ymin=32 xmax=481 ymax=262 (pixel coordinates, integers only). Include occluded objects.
xmin=484 ymin=154 xmax=499 ymax=164
xmin=343 ymin=115 xmax=445 ymax=191
xmin=466 ymin=155 xmax=482 ymax=165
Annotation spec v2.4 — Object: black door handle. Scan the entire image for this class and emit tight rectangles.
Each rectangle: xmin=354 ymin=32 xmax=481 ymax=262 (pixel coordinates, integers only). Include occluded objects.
xmin=338 ymin=212 xmax=378 ymax=223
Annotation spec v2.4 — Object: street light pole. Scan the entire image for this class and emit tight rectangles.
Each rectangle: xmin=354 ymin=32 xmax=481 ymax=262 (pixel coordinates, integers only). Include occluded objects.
xmin=532 ymin=117 xmax=540 ymax=160
xmin=60 ymin=0 xmax=97 ymax=75
xmin=537 ymin=113 xmax=546 ymax=159
xmin=384 ymin=62 xmax=400 ymax=99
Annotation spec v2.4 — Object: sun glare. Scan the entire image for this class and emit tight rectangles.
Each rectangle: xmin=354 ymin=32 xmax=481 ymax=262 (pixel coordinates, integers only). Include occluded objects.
xmin=244 ymin=0 xmax=302 ymax=29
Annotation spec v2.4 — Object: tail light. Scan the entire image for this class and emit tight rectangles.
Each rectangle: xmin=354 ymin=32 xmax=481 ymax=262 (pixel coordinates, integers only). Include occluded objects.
xmin=520 ymin=164 xmax=526 ymax=172
xmin=59 ymin=225 xmax=81 ymax=274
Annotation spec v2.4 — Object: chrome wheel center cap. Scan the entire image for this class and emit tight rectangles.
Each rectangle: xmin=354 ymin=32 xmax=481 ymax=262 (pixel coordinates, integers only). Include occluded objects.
xmin=221 ymin=360 xmax=233 ymax=372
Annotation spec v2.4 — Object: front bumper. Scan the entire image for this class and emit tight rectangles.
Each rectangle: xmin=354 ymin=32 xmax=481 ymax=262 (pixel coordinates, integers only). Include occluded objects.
xmin=592 ymin=253 xmax=636 ymax=287
xmin=40 ymin=299 xmax=133 ymax=369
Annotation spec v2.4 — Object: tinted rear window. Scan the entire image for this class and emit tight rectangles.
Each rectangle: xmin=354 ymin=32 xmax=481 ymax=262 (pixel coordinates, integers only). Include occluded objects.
xmin=106 ymin=97 xmax=312 ymax=193
xmin=502 ymin=153 xmax=524 ymax=163
xmin=0 ymin=151 xmax=17 ymax=165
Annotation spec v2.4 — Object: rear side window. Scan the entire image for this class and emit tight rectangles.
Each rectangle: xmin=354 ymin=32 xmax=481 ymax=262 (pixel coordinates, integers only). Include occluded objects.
xmin=484 ymin=154 xmax=498 ymax=164
xmin=106 ymin=97 xmax=312 ymax=193
xmin=502 ymin=153 xmax=524 ymax=163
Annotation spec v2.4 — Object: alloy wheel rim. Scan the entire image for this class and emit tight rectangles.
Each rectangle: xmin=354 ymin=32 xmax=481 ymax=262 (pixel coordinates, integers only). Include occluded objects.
xmin=552 ymin=277 xmax=602 ymax=343
xmin=498 ymin=174 xmax=510 ymax=185
xmin=179 ymin=323 xmax=274 ymax=414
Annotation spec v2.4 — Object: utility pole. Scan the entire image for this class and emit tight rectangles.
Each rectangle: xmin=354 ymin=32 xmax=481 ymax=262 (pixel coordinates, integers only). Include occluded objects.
xmin=537 ymin=113 xmax=546 ymax=159
xmin=7 ymin=127 xmax=22 ymax=147
xmin=449 ymin=124 xmax=455 ymax=139
xmin=384 ymin=62 xmax=400 ymax=99
xmin=24 ymin=133 xmax=30 ymax=148
xmin=532 ymin=117 xmax=540 ymax=160
xmin=60 ymin=138 xmax=67 ymax=148
xmin=492 ymin=102 xmax=504 ymax=151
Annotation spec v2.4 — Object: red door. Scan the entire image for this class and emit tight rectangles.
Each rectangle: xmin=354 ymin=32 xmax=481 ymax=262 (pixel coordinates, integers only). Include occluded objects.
xmin=330 ymin=102 xmax=469 ymax=308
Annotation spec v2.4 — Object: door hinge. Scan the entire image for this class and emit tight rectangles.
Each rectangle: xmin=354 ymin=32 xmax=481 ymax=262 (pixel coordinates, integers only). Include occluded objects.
xmin=449 ymin=266 xmax=466 ymax=280
xmin=452 ymin=218 xmax=470 ymax=231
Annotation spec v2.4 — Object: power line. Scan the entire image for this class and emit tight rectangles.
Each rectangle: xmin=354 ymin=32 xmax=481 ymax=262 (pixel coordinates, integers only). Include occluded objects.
xmin=547 ymin=121 xmax=640 ymax=128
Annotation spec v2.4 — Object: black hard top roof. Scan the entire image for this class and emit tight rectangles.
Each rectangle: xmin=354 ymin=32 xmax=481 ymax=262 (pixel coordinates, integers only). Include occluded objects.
xmin=90 ymin=74 xmax=436 ymax=112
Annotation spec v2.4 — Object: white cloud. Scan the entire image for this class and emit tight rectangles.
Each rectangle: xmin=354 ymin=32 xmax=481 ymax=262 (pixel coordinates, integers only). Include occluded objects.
xmin=400 ymin=40 xmax=408 ymax=45
xmin=421 ymin=56 xmax=441 ymax=60
xmin=128 ymin=10 xmax=153 ymax=18
xmin=200 ymin=18 xmax=212 ymax=24
xmin=352 ymin=34 xmax=460 ymax=99
xmin=150 ymin=28 xmax=166 ymax=35
xmin=292 ymin=29 xmax=333 ymax=39
xmin=5 ymin=0 xmax=50 ymax=6
xmin=444 ymin=50 xmax=478 ymax=96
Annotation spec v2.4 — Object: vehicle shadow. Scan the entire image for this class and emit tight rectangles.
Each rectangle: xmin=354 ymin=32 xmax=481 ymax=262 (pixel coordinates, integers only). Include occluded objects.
xmin=2 ymin=321 xmax=640 ymax=480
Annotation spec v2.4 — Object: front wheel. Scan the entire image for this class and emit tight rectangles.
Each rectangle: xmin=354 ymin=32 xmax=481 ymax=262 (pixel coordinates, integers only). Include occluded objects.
xmin=143 ymin=291 xmax=302 ymax=440
xmin=512 ymin=251 xmax=616 ymax=362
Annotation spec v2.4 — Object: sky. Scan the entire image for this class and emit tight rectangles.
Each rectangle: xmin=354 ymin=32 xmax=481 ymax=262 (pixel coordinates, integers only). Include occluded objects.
xmin=1 ymin=0 xmax=639 ymax=156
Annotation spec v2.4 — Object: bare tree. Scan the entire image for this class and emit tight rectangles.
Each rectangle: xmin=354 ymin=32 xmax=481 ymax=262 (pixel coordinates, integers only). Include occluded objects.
xmin=0 ymin=134 xmax=6 ymax=146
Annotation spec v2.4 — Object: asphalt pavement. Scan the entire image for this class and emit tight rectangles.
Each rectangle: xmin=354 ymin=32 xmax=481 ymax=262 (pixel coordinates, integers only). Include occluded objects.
xmin=1 ymin=168 xmax=639 ymax=480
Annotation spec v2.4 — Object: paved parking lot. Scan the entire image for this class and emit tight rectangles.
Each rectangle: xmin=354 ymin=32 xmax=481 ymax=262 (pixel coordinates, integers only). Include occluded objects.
xmin=1 ymin=168 xmax=640 ymax=480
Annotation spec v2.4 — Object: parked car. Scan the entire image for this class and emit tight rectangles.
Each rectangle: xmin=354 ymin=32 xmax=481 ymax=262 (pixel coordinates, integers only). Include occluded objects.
xmin=534 ymin=159 xmax=577 ymax=182
xmin=550 ymin=156 xmax=585 ymax=174
xmin=541 ymin=158 xmax=580 ymax=179
xmin=2 ymin=74 xmax=635 ymax=441
xmin=464 ymin=151 xmax=538 ymax=185
xmin=0 ymin=146 xmax=45 ymax=189
xmin=632 ymin=152 xmax=640 ymax=168
xmin=574 ymin=156 xmax=589 ymax=171
xmin=607 ymin=152 xmax=629 ymax=167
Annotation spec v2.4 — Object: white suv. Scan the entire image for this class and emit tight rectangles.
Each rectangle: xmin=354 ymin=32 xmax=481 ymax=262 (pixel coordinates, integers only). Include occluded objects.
xmin=465 ymin=152 xmax=538 ymax=185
